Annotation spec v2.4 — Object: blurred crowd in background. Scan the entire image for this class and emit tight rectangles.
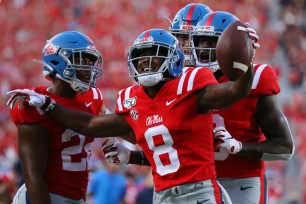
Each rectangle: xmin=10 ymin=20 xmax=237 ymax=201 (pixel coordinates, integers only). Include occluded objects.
xmin=0 ymin=0 xmax=305 ymax=203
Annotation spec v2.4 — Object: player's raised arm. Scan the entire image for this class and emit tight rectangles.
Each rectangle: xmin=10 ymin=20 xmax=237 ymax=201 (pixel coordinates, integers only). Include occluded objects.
xmin=6 ymin=89 xmax=133 ymax=138
xmin=50 ymin=103 xmax=132 ymax=137
xmin=196 ymin=66 xmax=253 ymax=113
xmin=196 ymin=20 xmax=257 ymax=113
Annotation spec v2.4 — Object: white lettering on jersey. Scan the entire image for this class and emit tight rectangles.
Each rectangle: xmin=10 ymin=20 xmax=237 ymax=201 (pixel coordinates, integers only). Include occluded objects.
xmin=61 ymin=129 xmax=93 ymax=171
xmin=144 ymin=125 xmax=180 ymax=176
xmin=146 ymin=114 xmax=163 ymax=126
xmin=251 ymin=64 xmax=267 ymax=89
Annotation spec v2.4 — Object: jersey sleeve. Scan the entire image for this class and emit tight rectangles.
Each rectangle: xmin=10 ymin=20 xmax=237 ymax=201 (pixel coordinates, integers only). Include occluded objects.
xmin=250 ymin=64 xmax=280 ymax=95
xmin=115 ymin=86 xmax=136 ymax=114
xmin=10 ymin=100 xmax=45 ymax=124
xmin=176 ymin=67 xmax=218 ymax=95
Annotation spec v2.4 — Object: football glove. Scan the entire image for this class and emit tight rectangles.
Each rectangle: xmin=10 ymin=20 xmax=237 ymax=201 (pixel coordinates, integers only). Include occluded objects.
xmin=213 ymin=126 xmax=242 ymax=154
xmin=6 ymin=89 xmax=55 ymax=112
xmin=102 ymin=138 xmax=131 ymax=165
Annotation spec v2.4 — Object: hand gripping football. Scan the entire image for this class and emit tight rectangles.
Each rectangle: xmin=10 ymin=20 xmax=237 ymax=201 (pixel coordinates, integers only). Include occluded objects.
xmin=216 ymin=20 xmax=255 ymax=81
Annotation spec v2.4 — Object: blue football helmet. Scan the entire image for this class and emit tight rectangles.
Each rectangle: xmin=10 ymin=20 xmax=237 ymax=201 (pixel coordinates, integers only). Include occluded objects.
xmin=37 ymin=31 xmax=103 ymax=93
xmin=190 ymin=11 xmax=239 ymax=72
xmin=169 ymin=3 xmax=212 ymax=66
xmin=128 ymin=29 xmax=184 ymax=87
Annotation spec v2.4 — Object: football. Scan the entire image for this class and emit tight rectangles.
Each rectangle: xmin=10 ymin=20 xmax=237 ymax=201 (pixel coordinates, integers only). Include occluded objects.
xmin=216 ymin=20 xmax=255 ymax=81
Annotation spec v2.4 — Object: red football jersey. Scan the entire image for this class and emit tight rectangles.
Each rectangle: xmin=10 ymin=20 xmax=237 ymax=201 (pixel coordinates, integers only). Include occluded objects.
xmin=213 ymin=64 xmax=280 ymax=178
xmin=115 ymin=68 xmax=218 ymax=191
xmin=10 ymin=87 xmax=104 ymax=200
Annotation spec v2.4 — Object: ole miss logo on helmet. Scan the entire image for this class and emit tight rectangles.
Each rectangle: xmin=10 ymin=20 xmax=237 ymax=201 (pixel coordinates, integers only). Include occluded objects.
xmin=180 ymin=25 xmax=195 ymax=31
xmin=198 ymin=25 xmax=215 ymax=32
xmin=135 ymin=36 xmax=153 ymax=44
xmin=44 ymin=44 xmax=56 ymax=55
xmin=87 ymin=44 xmax=97 ymax=50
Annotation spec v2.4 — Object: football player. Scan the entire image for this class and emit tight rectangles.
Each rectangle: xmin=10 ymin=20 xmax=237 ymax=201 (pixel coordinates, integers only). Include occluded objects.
xmin=168 ymin=3 xmax=212 ymax=66
xmin=9 ymin=31 xmax=106 ymax=204
xmin=189 ymin=11 xmax=294 ymax=204
xmin=7 ymin=28 xmax=254 ymax=204
xmin=100 ymin=11 xmax=294 ymax=204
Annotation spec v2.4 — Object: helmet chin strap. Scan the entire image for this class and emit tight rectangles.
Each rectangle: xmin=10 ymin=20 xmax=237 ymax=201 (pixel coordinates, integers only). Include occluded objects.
xmin=70 ymin=81 xmax=90 ymax=93
xmin=195 ymin=60 xmax=220 ymax=73
xmin=137 ymin=73 xmax=163 ymax=87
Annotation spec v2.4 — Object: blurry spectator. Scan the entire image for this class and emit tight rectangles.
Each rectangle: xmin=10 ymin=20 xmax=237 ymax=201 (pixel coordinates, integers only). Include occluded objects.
xmin=136 ymin=172 xmax=154 ymax=204
xmin=88 ymin=160 xmax=127 ymax=204
xmin=124 ymin=171 xmax=138 ymax=204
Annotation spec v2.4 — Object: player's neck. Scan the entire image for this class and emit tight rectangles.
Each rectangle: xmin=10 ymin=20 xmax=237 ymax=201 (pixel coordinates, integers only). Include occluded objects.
xmin=48 ymin=81 xmax=77 ymax=98
xmin=144 ymin=82 xmax=165 ymax=99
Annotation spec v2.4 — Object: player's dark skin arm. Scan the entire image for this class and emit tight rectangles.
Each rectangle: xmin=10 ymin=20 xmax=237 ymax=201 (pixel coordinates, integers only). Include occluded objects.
xmin=48 ymin=106 xmax=133 ymax=138
xmin=17 ymin=123 xmax=51 ymax=204
xmin=197 ymin=65 xmax=254 ymax=113
xmin=237 ymin=95 xmax=294 ymax=159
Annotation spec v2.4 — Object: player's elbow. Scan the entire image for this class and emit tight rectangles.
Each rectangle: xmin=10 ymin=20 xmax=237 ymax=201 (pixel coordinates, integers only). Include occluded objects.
xmin=281 ymin=132 xmax=295 ymax=160
xmin=284 ymin=139 xmax=295 ymax=161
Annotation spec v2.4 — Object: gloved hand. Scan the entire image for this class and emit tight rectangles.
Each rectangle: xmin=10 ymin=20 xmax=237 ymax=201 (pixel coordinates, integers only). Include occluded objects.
xmin=244 ymin=22 xmax=260 ymax=49
xmin=6 ymin=89 xmax=55 ymax=112
xmin=102 ymin=138 xmax=131 ymax=165
xmin=213 ymin=126 xmax=242 ymax=154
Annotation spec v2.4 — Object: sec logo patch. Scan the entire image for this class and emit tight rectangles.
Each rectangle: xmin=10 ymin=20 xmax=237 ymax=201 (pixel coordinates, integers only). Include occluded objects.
xmin=130 ymin=109 xmax=139 ymax=121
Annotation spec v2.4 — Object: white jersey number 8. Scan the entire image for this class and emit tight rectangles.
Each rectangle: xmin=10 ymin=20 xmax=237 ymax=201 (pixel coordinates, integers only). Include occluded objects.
xmin=144 ymin=125 xmax=180 ymax=176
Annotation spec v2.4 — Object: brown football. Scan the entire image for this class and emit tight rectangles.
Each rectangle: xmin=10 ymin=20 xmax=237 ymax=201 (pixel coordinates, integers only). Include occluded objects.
xmin=216 ymin=20 xmax=254 ymax=81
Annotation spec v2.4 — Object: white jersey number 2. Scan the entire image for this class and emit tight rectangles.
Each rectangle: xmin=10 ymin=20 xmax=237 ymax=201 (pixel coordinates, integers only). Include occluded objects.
xmin=144 ymin=125 xmax=180 ymax=176
xmin=61 ymin=129 xmax=92 ymax=171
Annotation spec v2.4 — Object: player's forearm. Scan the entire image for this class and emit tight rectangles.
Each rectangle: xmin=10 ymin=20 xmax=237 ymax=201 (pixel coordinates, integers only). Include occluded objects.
xmin=48 ymin=103 xmax=98 ymax=136
xmin=232 ymin=65 xmax=254 ymax=98
xmin=25 ymin=179 xmax=51 ymax=204
xmin=199 ymin=68 xmax=254 ymax=111
xmin=238 ymin=138 xmax=294 ymax=160
xmin=128 ymin=150 xmax=151 ymax=166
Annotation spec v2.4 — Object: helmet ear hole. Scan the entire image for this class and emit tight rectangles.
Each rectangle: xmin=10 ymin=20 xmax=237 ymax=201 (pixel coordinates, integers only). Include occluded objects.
xmin=51 ymin=60 xmax=59 ymax=66
xmin=43 ymin=54 xmax=69 ymax=76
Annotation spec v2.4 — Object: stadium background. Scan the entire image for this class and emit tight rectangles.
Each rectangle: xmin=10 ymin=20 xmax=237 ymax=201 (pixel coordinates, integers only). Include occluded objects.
xmin=0 ymin=0 xmax=305 ymax=203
